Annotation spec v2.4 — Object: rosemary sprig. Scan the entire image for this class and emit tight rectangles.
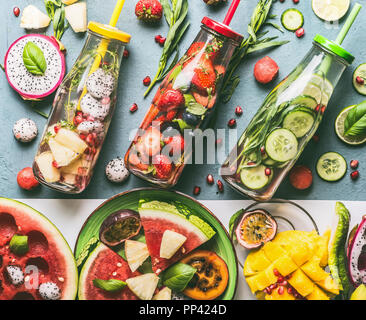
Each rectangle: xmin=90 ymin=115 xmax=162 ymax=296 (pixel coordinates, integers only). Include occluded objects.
xmin=144 ymin=0 xmax=190 ymax=97
xmin=221 ymin=0 xmax=289 ymax=102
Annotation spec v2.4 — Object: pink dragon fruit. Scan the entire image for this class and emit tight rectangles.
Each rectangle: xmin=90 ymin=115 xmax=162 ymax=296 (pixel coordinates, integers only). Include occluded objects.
xmin=4 ymin=34 xmax=65 ymax=100
xmin=348 ymin=216 xmax=366 ymax=287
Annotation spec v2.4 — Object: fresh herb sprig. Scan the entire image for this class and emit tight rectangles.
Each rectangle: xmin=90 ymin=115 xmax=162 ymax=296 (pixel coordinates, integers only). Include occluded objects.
xmin=144 ymin=0 xmax=190 ymax=97
xmin=221 ymin=0 xmax=289 ymax=102
xmin=344 ymin=100 xmax=366 ymax=137
xmin=44 ymin=0 xmax=68 ymax=40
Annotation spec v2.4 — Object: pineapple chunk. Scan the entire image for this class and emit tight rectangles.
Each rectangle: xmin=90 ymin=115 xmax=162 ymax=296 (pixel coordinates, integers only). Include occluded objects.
xmin=54 ymin=128 xmax=87 ymax=154
xmin=62 ymin=0 xmax=79 ymax=4
xmin=62 ymin=173 xmax=76 ymax=185
xmin=126 ymin=273 xmax=159 ymax=300
xmin=61 ymin=158 xmax=85 ymax=175
xmin=20 ymin=5 xmax=51 ymax=29
xmin=244 ymin=249 xmax=271 ymax=274
xmin=65 ymin=2 xmax=87 ymax=33
xmin=125 ymin=240 xmax=149 ymax=272
xmin=160 ymin=230 xmax=187 ymax=259
xmin=49 ymin=138 xmax=80 ymax=167
xmin=273 ymin=255 xmax=298 ymax=277
xmin=301 ymin=258 xmax=329 ymax=282
xmin=288 ymin=269 xmax=314 ymax=298
xmin=316 ymin=275 xmax=340 ymax=295
xmin=262 ymin=242 xmax=287 ymax=262
xmin=35 ymin=152 xmax=61 ymax=183
xmin=307 ymin=285 xmax=330 ymax=300
xmin=152 ymin=287 xmax=172 ymax=300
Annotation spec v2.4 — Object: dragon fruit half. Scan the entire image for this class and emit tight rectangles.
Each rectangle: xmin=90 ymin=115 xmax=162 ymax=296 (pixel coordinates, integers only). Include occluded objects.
xmin=4 ymin=34 xmax=65 ymax=100
xmin=348 ymin=216 xmax=366 ymax=287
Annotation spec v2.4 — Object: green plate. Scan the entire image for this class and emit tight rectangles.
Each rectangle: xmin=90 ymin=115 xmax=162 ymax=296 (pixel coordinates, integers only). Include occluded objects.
xmin=74 ymin=188 xmax=238 ymax=300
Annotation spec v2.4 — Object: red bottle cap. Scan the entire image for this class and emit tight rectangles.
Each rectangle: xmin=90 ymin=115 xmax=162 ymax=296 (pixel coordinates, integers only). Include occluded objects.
xmin=201 ymin=17 xmax=243 ymax=43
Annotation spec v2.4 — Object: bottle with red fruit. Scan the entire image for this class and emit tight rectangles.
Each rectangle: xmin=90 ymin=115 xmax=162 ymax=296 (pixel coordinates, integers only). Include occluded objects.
xmin=125 ymin=17 xmax=243 ymax=187
xmin=33 ymin=23 xmax=131 ymax=193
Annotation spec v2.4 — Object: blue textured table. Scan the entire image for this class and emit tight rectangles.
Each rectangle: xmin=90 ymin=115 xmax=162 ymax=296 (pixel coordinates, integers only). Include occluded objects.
xmin=1 ymin=0 xmax=365 ymax=201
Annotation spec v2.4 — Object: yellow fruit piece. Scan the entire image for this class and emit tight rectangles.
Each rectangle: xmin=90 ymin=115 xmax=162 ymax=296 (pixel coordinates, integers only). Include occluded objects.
xmin=262 ymin=242 xmax=287 ymax=262
xmin=244 ymin=249 xmax=271 ymax=275
xmin=247 ymin=270 xmax=273 ymax=292
xmin=315 ymin=229 xmax=331 ymax=267
xmin=265 ymin=289 xmax=296 ymax=300
xmin=273 ymin=255 xmax=298 ymax=276
xmin=307 ymin=285 xmax=330 ymax=300
xmin=288 ymin=269 xmax=314 ymax=297
xmin=316 ymin=275 xmax=340 ymax=295
xmin=264 ymin=263 xmax=278 ymax=285
xmin=350 ymin=284 xmax=366 ymax=300
xmin=289 ymin=241 xmax=312 ymax=266
xmin=301 ymin=258 xmax=329 ymax=282
xmin=273 ymin=230 xmax=318 ymax=256
xmin=246 ymin=276 xmax=259 ymax=294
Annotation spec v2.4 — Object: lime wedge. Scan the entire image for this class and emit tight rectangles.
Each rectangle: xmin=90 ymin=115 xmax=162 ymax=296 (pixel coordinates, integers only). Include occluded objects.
xmin=312 ymin=0 xmax=350 ymax=21
xmin=335 ymin=105 xmax=366 ymax=145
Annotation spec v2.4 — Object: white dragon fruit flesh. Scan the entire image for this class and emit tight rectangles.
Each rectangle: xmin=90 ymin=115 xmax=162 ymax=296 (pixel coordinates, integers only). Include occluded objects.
xmin=5 ymin=266 xmax=24 ymax=286
xmin=13 ymin=118 xmax=38 ymax=143
xmin=4 ymin=34 xmax=65 ymax=100
xmin=105 ymin=158 xmax=130 ymax=183
xmin=38 ymin=282 xmax=61 ymax=300
xmin=86 ymin=68 xmax=115 ymax=99
xmin=80 ymin=93 xmax=110 ymax=121
xmin=77 ymin=121 xmax=105 ymax=139
xmin=348 ymin=216 xmax=366 ymax=287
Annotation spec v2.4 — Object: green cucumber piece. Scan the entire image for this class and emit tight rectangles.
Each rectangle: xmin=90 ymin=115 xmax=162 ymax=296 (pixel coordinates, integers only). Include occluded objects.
xmin=316 ymin=152 xmax=347 ymax=182
xmin=283 ymin=110 xmax=315 ymax=138
xmin=291 ymin=95 xmax=318 ymax=110
xmin=353 ymin=63 xmax=366 ymax=95
xmin=281 ymin=9 xmax=304 ymax=31
xmin=265 ymin=128 xmax=298 ymax=162
xmin=240 ymin=165 xmax=271 ymax=190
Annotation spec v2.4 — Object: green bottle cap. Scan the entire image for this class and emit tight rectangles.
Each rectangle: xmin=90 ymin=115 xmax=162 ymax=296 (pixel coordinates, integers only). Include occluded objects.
xmin=313 ymin=34 xmax=354 ymax=65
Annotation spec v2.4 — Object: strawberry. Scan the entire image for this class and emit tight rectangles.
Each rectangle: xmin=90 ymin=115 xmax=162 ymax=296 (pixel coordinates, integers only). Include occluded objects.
xmin=157 ymin=89 xmax=185 ymax=111
xmin=192 ymin=59 xmax=216 ymax=93
xmin=140 ymin=126 xmax=162 ymax=157
xmin=192 ymin=91 xmax=216 ymax=109
xmin=135 ymin=0 xmax=163 ymax=22
xmin=127 ymin=151 xmax=149 ymax=171
xmin=187 ymin=42 xmax=206 ymax=57
xmin=214 ymin=64 xmax=226 ymax=76
xmin=164 ymin=135 xmax=185 ymax=153
xmin=153 ymin=154 xmax=173 ymax=180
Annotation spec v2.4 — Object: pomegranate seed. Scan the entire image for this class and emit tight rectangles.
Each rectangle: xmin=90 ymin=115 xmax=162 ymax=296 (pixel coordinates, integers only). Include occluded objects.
xmin=52 ymin=161 xmax=60 ymax=169
xmin=123 ymin=49 xmax=129 ymax=58
xmin=312 ymin=134 xmax=320 ymax=143
xmin=265 ymin=168 xmax=272 ymax=176
xmin=80 ymin=134 xmax=86 ymax=140
xmin=269 ymin=283 xmax=278 ymax=290
xmin=74 ymin=115 xmax=83 ymax=126
xmin=13 ymin=7 xmax=20 ymax=17
xmin=159 ymin=37 xmax=166 ymax=46
xmin=143 ymin=76 xmax=151 ymax=86
xmin=287 ymin=287 xmax=293 ymax=294
xmin=86 ymin=134 xmax=94 ymax=146
xmin=350 ymin=160 xmax=359 ymax=169
xmin=321 ymin=105 xmax=326 ymax=114
xmin=206 ymin=174 xmax=214 ymax=185
xmin=293 ymin=0 xmax=299 ymax=3
xmin=76 ymin=111 xmax=83 ymax=117
xmin=260 ymin=146 xmax=266 ymax=155
xmin=277 ymin=276 xmax=285 ymax=283
xmin=296 ymin=28 xmax=305 ymax=38
xmin=315 ymin=104 xmax=320 ymax=112
xmin=155 ymin=35 xmax=162 ymax=43
xmin=279 ymin=0 xmax=285 ymax=2
xmin=228 ymin=119 xmax=236 ymax=128
xmin=277 ymin=286 xmax=284 ymax=295
xmin=273 ymin=269 xmax=280 ymax=277
xmin=356 ymin=76 xmax=365 ymax=85
xmin=265 ymin=287 xmax=272 ymax=295
xmin=217 ymin=180 xmax=224 ymax=193
xmin=351 ymin=170 xmax=359 ymax=180
xmin=54 ymin=125 xmax=60 ymax=134
xmin=279 ymin=280 xmax=288 ymax=286
xmin=130 ymin=103 xmax=138 ymax=113
xmin=193 ymin=186 xmax=201 ymax=196
xmin=247 ymin=161 xmax=256 ymax=166
xmin=235 ymin=106 xmax=243 ymax=116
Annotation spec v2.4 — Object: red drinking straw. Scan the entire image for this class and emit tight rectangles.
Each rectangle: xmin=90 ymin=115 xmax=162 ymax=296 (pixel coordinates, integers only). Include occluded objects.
xmin=223 ymin=0 xmax=241 ymax=26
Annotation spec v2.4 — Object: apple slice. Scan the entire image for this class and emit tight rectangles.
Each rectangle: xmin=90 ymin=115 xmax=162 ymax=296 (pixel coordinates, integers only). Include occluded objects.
xmin=54 ymin=128 xmax=87 ymax=154
xmin=49 ymin=138 xmax=80 ymax=167
xmin=160 ymin=230 xmax=187 ymax=259
xmin=65 ymin=2 xmax=87 ymax=33
xmin=125 ymin=240 xmax=149 ymax=272
xmin=126 ymin=273 xmax=159 ymax=300
xmin=152 ymin=287 xmax=172 ymax=300
xmin=35 ymin=152 xmax=61 ymax=183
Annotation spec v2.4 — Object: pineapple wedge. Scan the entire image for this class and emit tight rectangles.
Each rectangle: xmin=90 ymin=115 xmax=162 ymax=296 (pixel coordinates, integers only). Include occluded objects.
xmin=62 ymin=0 xmax=79 ymax=4
xmin=65 ymin=2 xmax=87 ymax=33
xmin=61 ymin=158 xmax=86 ymax=175
xmin=35 ymin=152 xmax=61 ymax=183
xmin=49 ymin=138 xmax=80 ymax=167
xmin=20 ymin=5 xmax=51 ymax=30
xmin=54 ymin=128 xmax=87 ymax=154
xmin=126 ymin=273 xmax=159 ymax=300
xmin=125 ymin=240 xmax=149 ymax=272
xmin=152 ymin=287 xmax=172 ymax=300
xmin=160 ymin=230 xmax=187 ymax=259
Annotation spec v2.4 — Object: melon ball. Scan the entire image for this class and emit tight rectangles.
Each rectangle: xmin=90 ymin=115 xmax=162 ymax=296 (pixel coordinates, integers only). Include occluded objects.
xmin=254 ymin=56 xmax=279 ymax=84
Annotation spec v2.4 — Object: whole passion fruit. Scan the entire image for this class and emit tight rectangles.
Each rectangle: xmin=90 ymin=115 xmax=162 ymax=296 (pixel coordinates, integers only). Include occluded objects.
xmin=235 ymin=209 xmax=277 ymax=249
xmin=99 ymin=210 xmax=141 ymax=247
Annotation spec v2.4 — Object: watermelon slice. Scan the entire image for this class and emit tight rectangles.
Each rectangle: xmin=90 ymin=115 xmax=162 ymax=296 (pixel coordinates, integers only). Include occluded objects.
xmin=0 ymin=198 xmax=78 ymax=300
xmin=78 ymin=243 xmax=141 ymax=300
xmin=138 ymin=201 xmax=216 ymax=274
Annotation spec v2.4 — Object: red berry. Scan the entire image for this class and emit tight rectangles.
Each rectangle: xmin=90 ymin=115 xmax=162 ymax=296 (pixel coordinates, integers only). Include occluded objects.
xmin=228 ymin=119 xmax=236 ymax=128
xmin=54 ymin=125 xmax=60 ymax=134
xmin=159 ymin=37 xmax=166 ymax=46
xmin=164 ymin=135 xmax=185 ymax=153
xmin=206 ymin=174 xmax=214 ymax=185
xmin=130 ymin=103 xmax=138 ymax=113
xmin=235 ymin=106 xmax=243 ymax=116
xmin=193 ymin=186 xmax=201 ymax=196
xmin=155 ymin=35 xmax=162 ymax=43
xmin=350 ymin=160 xmax=359 ymax=170
xmin=217 ymin=180 xmax=224 ymax=193
xmin=296 ymin=28 xmax=305 ymax=38
xmin=123 ymin=49 xmax=129 ymax=58
xmin=13 ymin=7 xmax=20 ymax=17
xmin=351 ymin=170 xmax=359 ymax=180
xmin=277 ymin=286 xmax=284 ymax=295
xmin=293 ymin=0 xmax=299 ymax=3
xmin=356 ymin=76 xmax=365 ymax=85
xmin=273 ymin=269 xmax=280 ymax=277
xmin=143 ymin=76 xmax=151 ymax=86
xmin=17 ymin=167 xmax=39 ymax=191
xmin=265 ymin=168 xmax=272 ymax=176
xmin=157 ymin=89 xmax=185 ymax=111
xmin=154 ymin=154 xmax=173 ymax=180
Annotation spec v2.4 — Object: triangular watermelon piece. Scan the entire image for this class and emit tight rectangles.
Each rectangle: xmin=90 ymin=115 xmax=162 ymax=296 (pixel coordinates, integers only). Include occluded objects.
xmin=138 ymin=201 xmax=215 ymax=274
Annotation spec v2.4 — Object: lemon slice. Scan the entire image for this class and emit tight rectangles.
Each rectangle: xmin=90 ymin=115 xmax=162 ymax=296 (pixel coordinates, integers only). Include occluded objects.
xmin=312 ymin=0 xmax=350 ymax=21
xmin=335 ymin=105 xmax=366 ymax=145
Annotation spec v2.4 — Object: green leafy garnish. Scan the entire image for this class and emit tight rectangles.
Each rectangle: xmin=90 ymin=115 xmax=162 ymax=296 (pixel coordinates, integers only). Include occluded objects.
xmin=9 ymin=234 xmax=29 ymax=256
xmin=344 ymin=101 xmax=366 ymax=137
xmin=228 ymin=209 xmax=244 ymax=241
xmin=23 ymin=42 xmax=47 ymax=76
xmin=44 ymin=0 xmax=67 ymax=40
xmin=162 ymin=263 xmax=196 ymax=292
xmin=93 ymin=279 xmax=127 ymax=292
xmin=184 ymin=94 xmax=207 ymax=116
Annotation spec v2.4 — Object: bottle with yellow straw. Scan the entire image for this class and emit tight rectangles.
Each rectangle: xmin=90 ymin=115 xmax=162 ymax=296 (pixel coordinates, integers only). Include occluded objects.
xmin=32 ymin=0 xmax=131 ymax=194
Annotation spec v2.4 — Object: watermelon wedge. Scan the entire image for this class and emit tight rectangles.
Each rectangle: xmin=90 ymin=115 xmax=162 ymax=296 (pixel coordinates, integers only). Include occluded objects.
xmin=0 ymin=198 xmax=78 ymax=300
xmin=138 ymin=201 xmax=216 ymax=274
xmin=78 ymin=243 xmax=141 ymax=300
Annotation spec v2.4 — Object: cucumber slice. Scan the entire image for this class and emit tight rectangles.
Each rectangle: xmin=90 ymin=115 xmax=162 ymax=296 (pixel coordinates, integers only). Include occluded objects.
xmin=240 ymin=165 xmax=272 ymax=190
xmin=281 ymin=9 xmax=304 ymax=31
xmin=265 ymin=128 xmax=298 ymax=162
xmin=312 ymin=0 xmax=350 ymax=22
xmin=353 ymin=63 xmax=366 ymax=96
xmin=283 ymin=110 xmax=315 ymax=138
xmin=291 ymin=95 xmax=318 ymax=110
xmin=262 ymin=157 xmax=278 ymax=166
xmin=316 ymin=152 xmax=347 ymax=182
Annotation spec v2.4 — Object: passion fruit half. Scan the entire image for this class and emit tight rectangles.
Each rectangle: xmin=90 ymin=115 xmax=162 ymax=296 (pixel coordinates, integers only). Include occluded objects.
xmin=99 ymin=209 xmax=141 ymax=247
xmin=235 ymin=209 xmax=277 ymax=249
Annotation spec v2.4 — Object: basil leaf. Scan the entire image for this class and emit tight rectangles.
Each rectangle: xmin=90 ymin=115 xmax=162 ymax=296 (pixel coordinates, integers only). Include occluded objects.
xmin=162 ymin=263 xmax=196 ymax=292
xmin=344 ymin=102 xmax=366 ymax=137
xmin=184 ymin=94 xmax=207 ymax=116
xmin=93 ymin=279 xmax=126 ymax=292
xmin=9 ymin=234 xmax=29 ymax=256
xmin=23 ymin=42 xmax=47 ymax=76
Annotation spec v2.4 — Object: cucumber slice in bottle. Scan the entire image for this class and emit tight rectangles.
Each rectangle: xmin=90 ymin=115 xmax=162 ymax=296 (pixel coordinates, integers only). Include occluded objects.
xmin=262 ymin=157 xmax=278 ymax=166
xmin=312 ymin=0 xmax=350 ymax=22
xmin=302 ymin=83 xmax=330 ymax=106
xmin=281 ymin=9 xmax=304 ymax=31
xmin=240 ymin=165 xmax=272 ymax=190
xmin=265 ymin=128 xmax=298 ymax=162
xmin=283 ymin=110 xmax=315 ymax=138
xmin=352 ymin=63 xmax=366 ymax=96
xmin=291 ymin=95 xmax=318 ymax=110
xmin=316 ymin=152 xmax=347 ymax=182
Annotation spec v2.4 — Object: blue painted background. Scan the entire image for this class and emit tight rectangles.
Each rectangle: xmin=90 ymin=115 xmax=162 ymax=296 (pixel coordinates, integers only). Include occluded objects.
xmin=1 ymin=0 xmax=365 ymax=201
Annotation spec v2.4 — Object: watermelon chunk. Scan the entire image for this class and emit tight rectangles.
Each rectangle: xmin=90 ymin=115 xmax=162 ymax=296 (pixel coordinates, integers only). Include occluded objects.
xmin=0 ymin=198 xmax=78 ymax=300
xmin=138 ymin=201 xmax=215 ymax=274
